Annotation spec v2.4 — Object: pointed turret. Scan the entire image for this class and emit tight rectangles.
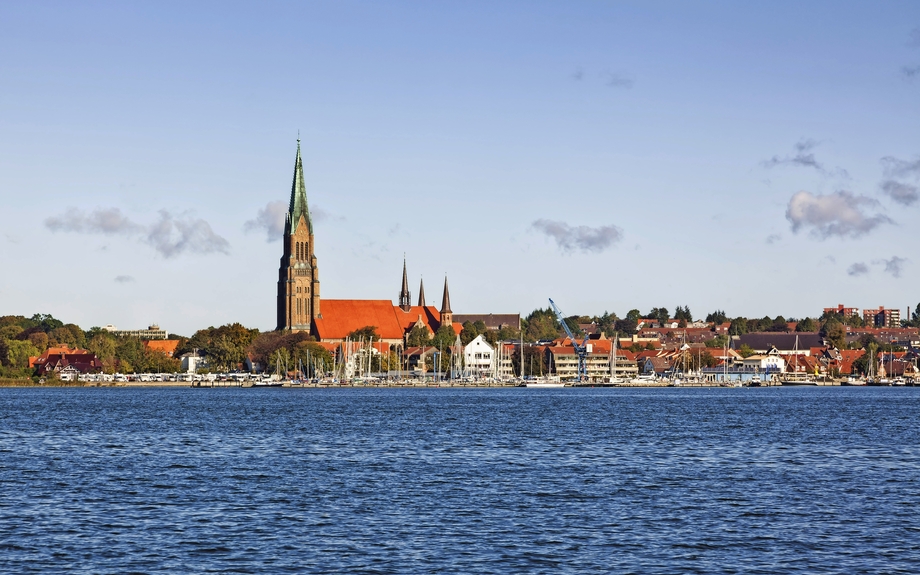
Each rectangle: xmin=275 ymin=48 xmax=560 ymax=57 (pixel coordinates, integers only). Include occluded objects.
xmin=288 ymin=139 xmax=312 ymax=234
xmin=399 ymin=257 xmax=411 ymax=311
xmin=440 ymin=276 xmax=453 ymax=327
xmin=417 ymin=278 xmax=426 ymax=307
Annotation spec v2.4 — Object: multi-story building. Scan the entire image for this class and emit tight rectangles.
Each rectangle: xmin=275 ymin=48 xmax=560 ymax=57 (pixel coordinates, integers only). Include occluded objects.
xmin=862 ymin=306 xmax=901 ymax=328
xmin=824 ymin=304 xmax=860 ymax=320
xmin=102 ymin=324 xmax=169 ymax=340
xmin=545 ymin=340 xmax=638 ymax=381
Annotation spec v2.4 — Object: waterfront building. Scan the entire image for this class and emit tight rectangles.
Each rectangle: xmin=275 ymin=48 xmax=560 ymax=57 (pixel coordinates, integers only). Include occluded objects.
xmin=30 ymin=345 xmax=102 ymax=376
xmin=545 ymin=338 xmax=638 ymax=381
xmin=463 ymin=335 xmax=494 ymax=377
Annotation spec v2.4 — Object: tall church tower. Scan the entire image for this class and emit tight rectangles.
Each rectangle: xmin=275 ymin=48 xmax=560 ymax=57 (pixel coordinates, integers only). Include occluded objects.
xmin=277 ymin=139 xmax=320 ymax=332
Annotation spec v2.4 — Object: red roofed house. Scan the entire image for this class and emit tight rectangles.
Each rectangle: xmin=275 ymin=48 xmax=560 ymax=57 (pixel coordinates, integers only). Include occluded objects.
xmin=144 ymin=340 xmax=180 ymax=357
xmin=31 ymin=345 xmax=103 ymax=377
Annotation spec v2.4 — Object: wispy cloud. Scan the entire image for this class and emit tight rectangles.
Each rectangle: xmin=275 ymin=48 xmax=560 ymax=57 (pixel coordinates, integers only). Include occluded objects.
xmin=244 ymin=200 xmax=287 ymax=242
xmin=146 ymin=211 xmax=229 ymax=258
xmin=571 ymin=67 xmax=584 ymax=81
xmin=904 ymin=65 xmax=920 ymax=79
xmin=785 ymin=190 xmax=893 ymax=239
xmin=44 ymin=207 xmax=143 ymax=235
xmin=603 ymin=71 xmax=634 ymax=89
xmin=531 ymin=220 xmax=623 ymax=253
xmin=847 ymin=262 xmax=869 ymax=277
xmin=765 ymin=234 xmax=781 ymax=244
xmin=910 ymin=28 xmax=920 ymax=47
xmin=114 ymin=275 xmax=135 ymax=283
xmin=880 ymin=180 xmax=919 ymax=206
xmin=881 ymin=155 xmax=920 ymax=179
xmin=875 ymin=256 xmax=907 ymax=278
xmin=45 ymin=206 xmax=229 ymax=258
xmin=763 ymin=139 xmax=824 ymax=172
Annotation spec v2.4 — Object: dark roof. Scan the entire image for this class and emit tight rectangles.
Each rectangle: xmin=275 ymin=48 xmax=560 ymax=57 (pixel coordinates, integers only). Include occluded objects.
xmin=737 ymin=332 xmax=823 ymax=351
xmin=453 ymin=314 xmax=520 ymax=330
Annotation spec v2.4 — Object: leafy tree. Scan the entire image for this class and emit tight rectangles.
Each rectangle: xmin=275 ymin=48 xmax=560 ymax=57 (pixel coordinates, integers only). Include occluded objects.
xmin=625 ymin=309 xmax=642 ymax=323
xmin=496 ymin=325 xmax=520 ymax=342
xmin=0 ymin=324 xmax=22 ymax=340
xmin=88 ymin=334 xmax=117 ymax=373
xmin=647 ymin=307 xmax=670 ymax=326
xmin=729 ymin=317 xmax=748 ymax=336
xmin=704 ymin=335 xmax=729 ymax=348
xmin=738 ymin=344 xmax=755 ymax=358
xmin=0 ymin=338 xmax=9 ymax=367
xmin=430 ymin=325 xmax=458 ymax=351
xmin=293 ymin=341 xmax=334 ymax=375
xmin=7 ymin=340 xmax=40 ymax=368
xmin=28 ymin=332 xmax=49 ymax=351
xmin=796 ymin=317 xmax=817 ymax=332
xmin=407 ymin=324 xmax=432 ymax=347
xmin=522 ymin=307 xmax=560 ymax=342
xmin=347 ymin=326 xmax=379 ymax=341
xmin=50 ymin=324 xmax=86 ymax=349
xmin=269 ymin=347 xmax=292 ymax=374
xmin=770 ymin=316 xmax=789 ymax=332
xmin=613 ymin=318 xmax=637 ymax=336
xmin=115 ymin=338 xmax=145 ymax=372
xmin=705 ymin=310 xmax=728 ymax=324
xmin=514 ymin=345 xmax=547 ymax=377
xmin=29 ymin=313 xmax=63 ymax=333
xmin=674 ymin=306 xmax=693 ymax=322
xmin=822 ymin=319 xmax=847 ymax=350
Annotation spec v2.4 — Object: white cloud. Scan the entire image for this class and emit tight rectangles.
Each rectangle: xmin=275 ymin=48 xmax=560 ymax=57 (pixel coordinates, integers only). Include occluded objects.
xmin=785 ymin=191 xmax=892 ymax=239
xmin=45 ymin=206 xmax=229 ymax=258
xmin=880 ymin=180 xmax=919 ymax=206
xmin=531 ymin=220 xmax=623 ymax=253
xmin=244 ymin=200 xmax=288 ymax=242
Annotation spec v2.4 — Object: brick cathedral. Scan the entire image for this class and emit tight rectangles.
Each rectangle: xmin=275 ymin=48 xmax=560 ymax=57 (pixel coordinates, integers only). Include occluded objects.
xmin=276 ymin=140 xmax=460 ymax=347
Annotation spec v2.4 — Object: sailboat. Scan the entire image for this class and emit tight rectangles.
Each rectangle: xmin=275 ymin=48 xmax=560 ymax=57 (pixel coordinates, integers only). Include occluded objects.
xmin=780 ymin=335 xmax=818 ymax=386
xmin=609 ymin=336 xmax=628 ymax=385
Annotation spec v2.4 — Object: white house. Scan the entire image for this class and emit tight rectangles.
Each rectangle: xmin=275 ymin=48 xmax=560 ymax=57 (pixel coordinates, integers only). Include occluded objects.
xmin=742 ymin=353 xmax=786 ymax=372
xmin=180 ymin=352 xmax=208 ymax=374
xmin=464 ymin=335 xmax=494 ymax=377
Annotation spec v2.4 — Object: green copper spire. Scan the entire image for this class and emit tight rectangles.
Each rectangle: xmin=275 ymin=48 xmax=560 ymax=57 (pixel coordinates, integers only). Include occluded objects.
xmin=288 ymin=139 xmax=312 ymax=234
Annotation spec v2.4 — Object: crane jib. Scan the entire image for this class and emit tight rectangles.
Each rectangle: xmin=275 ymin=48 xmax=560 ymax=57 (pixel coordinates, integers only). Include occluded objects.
xmin=548 ymin=298 xmax=589 ymax=382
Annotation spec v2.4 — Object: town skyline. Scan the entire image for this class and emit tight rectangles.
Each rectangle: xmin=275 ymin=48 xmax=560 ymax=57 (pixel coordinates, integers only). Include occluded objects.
xmin=2 ymin=2 xmax=919 ymax=336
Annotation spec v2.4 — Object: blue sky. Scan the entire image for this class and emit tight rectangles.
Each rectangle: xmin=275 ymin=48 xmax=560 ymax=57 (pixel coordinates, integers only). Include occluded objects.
xmin=2 ymin=1 xmax=919 ymax=335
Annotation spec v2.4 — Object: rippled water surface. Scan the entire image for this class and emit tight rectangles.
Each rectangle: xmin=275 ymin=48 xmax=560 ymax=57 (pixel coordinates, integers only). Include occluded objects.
xmin=1 ymin=387 xmax=919 ymax=573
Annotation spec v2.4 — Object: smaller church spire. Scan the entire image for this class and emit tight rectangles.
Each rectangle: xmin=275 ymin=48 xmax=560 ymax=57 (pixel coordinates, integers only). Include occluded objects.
xmin=440 ymin=275 xmax=453 ymax=327
xmin=440 ymin=276 xmax=452 ymax=314
xmin=399 ymin=256 xmax=411 ymax=311
xmin=417 ymin=277 xmax=426 ymax=307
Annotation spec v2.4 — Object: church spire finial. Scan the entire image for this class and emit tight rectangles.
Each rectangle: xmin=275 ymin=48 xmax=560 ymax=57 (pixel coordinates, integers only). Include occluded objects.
xmin=399 ymin=256 xmax=411 ymax=311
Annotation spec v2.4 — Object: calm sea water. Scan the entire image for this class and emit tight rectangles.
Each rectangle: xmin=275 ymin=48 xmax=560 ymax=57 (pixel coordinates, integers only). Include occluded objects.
xmin=1 ymin=387 xmax=919 ymax=574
